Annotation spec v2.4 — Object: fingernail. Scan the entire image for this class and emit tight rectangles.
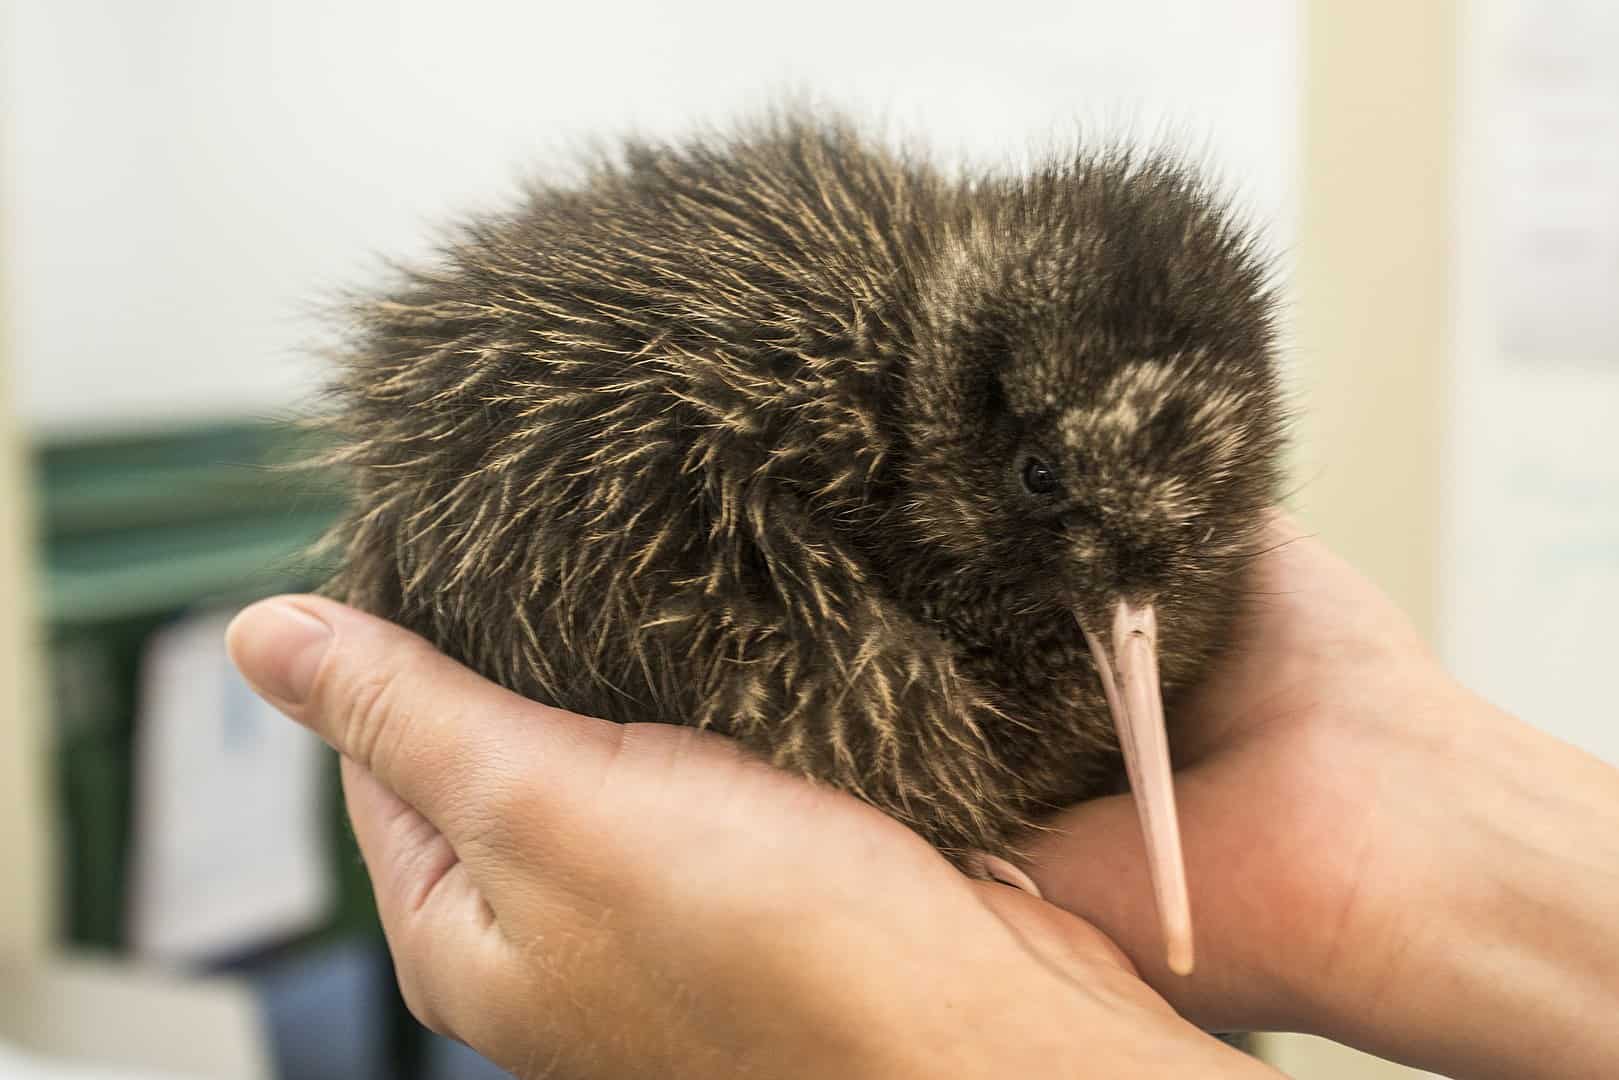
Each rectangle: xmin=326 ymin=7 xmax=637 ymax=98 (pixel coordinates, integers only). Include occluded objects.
xmin=226 ymin=599 xmax=333 ymax=706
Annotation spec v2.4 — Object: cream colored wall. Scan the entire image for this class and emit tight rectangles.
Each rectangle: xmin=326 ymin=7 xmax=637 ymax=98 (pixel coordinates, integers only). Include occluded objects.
xmin=1291 ymin=0 xmax=1456 ymax=642
xmin=1257 ymin=1033 xmax=1446 ymax=1080
xmin=1256 ymin=1 xmax=1457 ymax=1077
xmin=0 ymin=333 xmax=51 ymax=959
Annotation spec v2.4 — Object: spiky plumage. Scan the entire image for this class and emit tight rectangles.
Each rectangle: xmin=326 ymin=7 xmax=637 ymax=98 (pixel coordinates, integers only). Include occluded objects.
xmin=321 ymin=113 xmax=1284 ymax=860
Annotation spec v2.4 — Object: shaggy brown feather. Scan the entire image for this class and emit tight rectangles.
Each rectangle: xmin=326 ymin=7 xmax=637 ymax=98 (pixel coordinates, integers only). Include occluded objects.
xmin=320 ymin=113 xmax=1285 ymax=861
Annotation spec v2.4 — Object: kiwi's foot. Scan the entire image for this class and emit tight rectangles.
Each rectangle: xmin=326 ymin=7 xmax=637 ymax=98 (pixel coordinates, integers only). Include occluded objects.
xmin=963 ymin=850 xmax=1043 ymax=898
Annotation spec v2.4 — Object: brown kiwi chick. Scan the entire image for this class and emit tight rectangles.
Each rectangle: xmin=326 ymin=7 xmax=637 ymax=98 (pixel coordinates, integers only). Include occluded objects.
xmin=320 ymin=112 xmax=1285 ymax=974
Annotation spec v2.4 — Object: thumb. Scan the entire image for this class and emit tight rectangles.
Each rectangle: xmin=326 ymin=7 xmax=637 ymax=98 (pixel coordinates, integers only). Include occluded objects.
xmin=224 ymin=595 xmax=624 ymax=864
xmin=1020 ymin=771 xmax=1284 ymax=1032
xmin=972 ymin=878 xmax=1143 ymax=983
xmin=1022 ymin=791 xmax=1166 ymax=973
xmin=224 ymin=598 xmax=549 ymax=1049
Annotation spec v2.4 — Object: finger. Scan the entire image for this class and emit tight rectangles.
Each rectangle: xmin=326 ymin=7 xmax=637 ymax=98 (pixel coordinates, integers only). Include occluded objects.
xmin=340 ymin=754 xmax=466 ymax=948
xmin=225 ymin=595 xmax=623 ymax=857
xmin=1019 ymin=774 xmax=1284 ymax=1032
xmin=339 ymin=755 xmax=510 ymax=1037
xmin=1171 ymin=510 xmax=1430 ymax=768
xmin=971 ymin=878 xmax=1142 ymax=983
xmin=972 ymin=881 xmax=1285 ymax=1077
xmin=1161 ymin=512 xmax=1320 ymax=765
xmin=1022 ymin=793 xmax=1164 ymax=971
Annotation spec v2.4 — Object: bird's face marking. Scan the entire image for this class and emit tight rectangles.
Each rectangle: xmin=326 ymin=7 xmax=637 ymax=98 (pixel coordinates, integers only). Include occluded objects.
xmin=1017 ymin=357 xmax=1275 ymax=591
xmin=911 ymin=348 xmax=1276 ymax=621
xmin=897 ymin=151 xmax=1284 ymax=694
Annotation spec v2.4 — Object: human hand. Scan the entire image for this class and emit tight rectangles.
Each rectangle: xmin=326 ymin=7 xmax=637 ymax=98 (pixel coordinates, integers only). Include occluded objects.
xmin=226 ymin=597 xmax=1277 ymax=1079
xmin=1022 ymin=514 xmax=1619 ymax=1078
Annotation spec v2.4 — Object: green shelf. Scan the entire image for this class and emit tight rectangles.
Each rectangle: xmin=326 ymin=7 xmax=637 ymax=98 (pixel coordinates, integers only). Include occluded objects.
xmin=32 ymin=420 xmax=371 ymax=952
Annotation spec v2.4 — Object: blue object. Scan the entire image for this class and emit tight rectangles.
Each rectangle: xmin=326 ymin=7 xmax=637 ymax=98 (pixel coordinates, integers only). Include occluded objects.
xmin=249 ymin=936 xmax=393 ymax=1080
xmin=423 ymin=1035 xmax=514 ymax=1080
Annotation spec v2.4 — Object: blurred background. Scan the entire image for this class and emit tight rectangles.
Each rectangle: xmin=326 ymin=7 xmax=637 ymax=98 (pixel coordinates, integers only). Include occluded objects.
xmin=0 ymin=1 xmax=1613 ymax=1077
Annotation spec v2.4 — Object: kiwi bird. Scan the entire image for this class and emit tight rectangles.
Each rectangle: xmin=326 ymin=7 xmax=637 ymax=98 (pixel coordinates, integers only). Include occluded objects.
xmin=321 ymin=113 xmax=1285 ymax=974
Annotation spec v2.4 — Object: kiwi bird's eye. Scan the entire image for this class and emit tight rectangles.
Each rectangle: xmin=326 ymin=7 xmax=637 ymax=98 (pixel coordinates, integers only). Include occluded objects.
xmin=1021 ymin=457 xmax=1058 ymax=495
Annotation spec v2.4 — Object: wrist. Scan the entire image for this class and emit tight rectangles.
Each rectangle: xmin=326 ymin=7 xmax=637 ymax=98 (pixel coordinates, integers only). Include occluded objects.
xmin=932 ymin=980 xmax=1276 ymax=1079
xmin=943 ymin=905 xmax=1281 ymax=1079
xmin=1293 ymin=692 xmax=1619 ymax=1077
xmin=842 ymin=909 xmax=1279 ymax=1079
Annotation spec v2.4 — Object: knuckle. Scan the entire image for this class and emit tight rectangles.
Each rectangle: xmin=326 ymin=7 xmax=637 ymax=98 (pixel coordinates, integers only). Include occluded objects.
xmin=459 ymin=765 xmax=546 ymax=860
xmin=389 ymin=919 xmax=513 ymax=1052
xmin=340 ymin=666 xmax=405 ymax=771
xmin=387 ymin=914 xmax=459 ymax=1039
xmin=469 ymin=780 xmax=527 ymax=843
xmin=327 ymin=630 xmax=439 ymax=773
xmin=393 ymin=960 xmax=449 ymax=1037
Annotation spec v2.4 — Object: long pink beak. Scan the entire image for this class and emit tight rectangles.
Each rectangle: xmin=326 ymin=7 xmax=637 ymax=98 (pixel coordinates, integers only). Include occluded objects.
xmin=1081 ymin=601 xmax=1194 ymax=975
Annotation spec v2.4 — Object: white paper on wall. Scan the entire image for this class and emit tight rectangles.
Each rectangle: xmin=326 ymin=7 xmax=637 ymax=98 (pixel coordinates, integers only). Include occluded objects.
xmin=126 ymin=611 xmax=334 ymax=963
xmin=1442 ymin=0 xmax=1619 ymax=763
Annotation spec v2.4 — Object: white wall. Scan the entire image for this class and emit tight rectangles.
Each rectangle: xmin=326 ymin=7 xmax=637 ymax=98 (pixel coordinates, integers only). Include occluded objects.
xmin=1440 ymin=0 xmax=1619 ymax=765
xmin=2 ymin=0 xmax=1299 ymax=435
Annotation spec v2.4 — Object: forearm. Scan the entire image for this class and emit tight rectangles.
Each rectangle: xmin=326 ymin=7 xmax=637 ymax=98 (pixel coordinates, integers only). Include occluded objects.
xmin=1302 ymin=694 xmax=1619 ymax=1078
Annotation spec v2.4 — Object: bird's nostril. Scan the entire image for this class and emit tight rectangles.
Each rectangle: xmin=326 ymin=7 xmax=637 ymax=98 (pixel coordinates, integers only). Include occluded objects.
xmin=1111 ymin=538 xmax=1168 ymax=588
xmin=1059 ymin=506 xmax=1103 ymax=533
xmin=1150 ymin=398 xmax=1192 ymax=444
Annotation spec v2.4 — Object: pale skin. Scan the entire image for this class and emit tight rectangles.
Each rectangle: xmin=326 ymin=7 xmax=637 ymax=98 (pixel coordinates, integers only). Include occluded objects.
xmin=226 ymin=516 xmax=1619 ymax=1078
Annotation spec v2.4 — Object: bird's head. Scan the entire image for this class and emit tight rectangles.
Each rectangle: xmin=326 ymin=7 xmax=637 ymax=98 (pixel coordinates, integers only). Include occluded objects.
xmin=898 ymin=152 xmax=1286 ymax=973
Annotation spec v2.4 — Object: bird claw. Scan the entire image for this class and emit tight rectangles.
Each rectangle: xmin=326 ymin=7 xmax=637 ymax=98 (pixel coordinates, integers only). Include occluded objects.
xmin=964 ymin=850 xmax=1044 ymax=899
